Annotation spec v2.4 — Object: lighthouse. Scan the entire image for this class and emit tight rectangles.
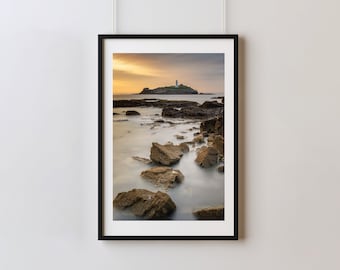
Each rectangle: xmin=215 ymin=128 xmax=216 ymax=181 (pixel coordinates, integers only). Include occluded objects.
xmin=175 ymin=80 xmax=178 ymax=88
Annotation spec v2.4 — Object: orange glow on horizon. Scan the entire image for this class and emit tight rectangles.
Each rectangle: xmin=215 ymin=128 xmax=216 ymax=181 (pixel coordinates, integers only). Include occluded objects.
xmin=112 ymin=53 xmax=224 ymax=95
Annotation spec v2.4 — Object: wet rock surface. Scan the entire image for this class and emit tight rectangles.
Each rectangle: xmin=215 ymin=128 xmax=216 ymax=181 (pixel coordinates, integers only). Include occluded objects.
xmin=193 ymin=134 xmax=204 ymax=144
xmin=113 ymin=189 xmax=176 ymax=219
xmin=113 ymin=99 xmax=198 ymax=108
xmin=114 ymin=99 xmax=223 ymax=120
xmin=132 ymin=156 xmax=153 ymax=164
xmin=161 ymin=107 xmax=182 ymax=118
xmin=179 ymin=142 xmax=190 ymax=153
xmin=193 ymin=206 xmax=224 ymax=220
xmin=210 ymin=135 xmax=224 ymax=156
xmin=162 ymin=106 xmax=222 ymax=119
xmin=199 ymin=101 xmax=224 ymax=108
xmin=126 ymin=110 xmax=141 ymax=115
xmin=200 ymin=116 xmax=224 ymax=136
xmin=150 ymin=142 xmax=185 ymax=165
xmin=195 ymin=146 xmax=218 ymax=168
xmin=113 ymin=98 xmax=226 ymax=220
xmin=175 ymin=135 xmax=185 ymax=140
xmin=141 ymin=167 xmax=184 ymax=189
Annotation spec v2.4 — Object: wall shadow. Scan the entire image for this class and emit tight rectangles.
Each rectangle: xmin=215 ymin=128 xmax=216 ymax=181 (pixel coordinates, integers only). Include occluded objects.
xmin=237 ymin=36 xmax=246 ymax=240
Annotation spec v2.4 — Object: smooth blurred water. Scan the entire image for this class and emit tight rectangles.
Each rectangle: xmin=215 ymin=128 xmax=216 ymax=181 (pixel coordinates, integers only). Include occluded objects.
xmin=113 ymin=94 xmax=223 ymax=104
xmin=112 ymin=94 xmax=224 ymax=220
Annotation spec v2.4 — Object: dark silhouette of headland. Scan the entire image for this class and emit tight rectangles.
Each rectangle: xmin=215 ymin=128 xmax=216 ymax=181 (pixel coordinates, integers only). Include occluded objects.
xmin=139 ymin=80 xmax=198 ymax=95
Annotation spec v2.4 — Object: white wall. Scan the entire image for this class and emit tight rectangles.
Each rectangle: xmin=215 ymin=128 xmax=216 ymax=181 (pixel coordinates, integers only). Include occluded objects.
xmin=1 ymin=0 xmax=340 ymax=269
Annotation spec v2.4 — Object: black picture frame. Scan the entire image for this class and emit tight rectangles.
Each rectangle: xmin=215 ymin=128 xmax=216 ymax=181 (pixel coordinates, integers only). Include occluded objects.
xmin=98 ymin=34 xmax=238 ymax=240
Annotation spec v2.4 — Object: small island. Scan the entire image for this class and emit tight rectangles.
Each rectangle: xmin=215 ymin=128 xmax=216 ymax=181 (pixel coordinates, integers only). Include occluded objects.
xmin=139 ymin=80 xmax=198 ymax=95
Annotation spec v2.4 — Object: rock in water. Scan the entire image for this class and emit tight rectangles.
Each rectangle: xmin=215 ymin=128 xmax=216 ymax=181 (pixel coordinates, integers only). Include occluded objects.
xmin=211 ymin=135 xmax=224 ymax=156
xmin=113 ymin=189 xmax=176 ymax=219
xmin=162 ymin=106 xmax=222 ymax=119
xmin=193 ymin=134 xmax=204 ymax=144
xmin=193 ymin=206 xmax=224 ymax=220
xmin=114 ymin=99 xmax=198 ymax=108
xmin=195 ymin=146 xmax=218 ymax=167
xmin=217 ymin=165 xmax=224 ymax=173
xmin=199 ymin=101 xmax=224 ymax=108
xmin=200 ymin=116 xmax=224 ymax=136
xmin=126 ymin=110 xmax=141 ymax=115
xmin=132 ymin=156 xmax=152 ymax=164
xmin=150 ymin=142 xmax=184 ymax=165
xmin=141 ymin=167 xmax=184 ymax=189
xmin=162 ymin=107 xmax=182 ymax=118
xmin=179 ymin=142 xmax=189 ymax=153
xmin=215 ymin=116 xmax=224 ymax=136
xmin=175 ymin=134 xmax=185 ymax=140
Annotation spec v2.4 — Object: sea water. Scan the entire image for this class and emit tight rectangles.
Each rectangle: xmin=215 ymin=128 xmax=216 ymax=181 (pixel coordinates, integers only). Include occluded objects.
xmin=112 ymin=94 xmax=224 ymax=220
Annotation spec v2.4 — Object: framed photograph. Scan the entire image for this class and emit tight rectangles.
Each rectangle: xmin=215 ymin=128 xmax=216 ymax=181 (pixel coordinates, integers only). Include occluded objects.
xmin=98 ymin=35 xmax=238 ymax=240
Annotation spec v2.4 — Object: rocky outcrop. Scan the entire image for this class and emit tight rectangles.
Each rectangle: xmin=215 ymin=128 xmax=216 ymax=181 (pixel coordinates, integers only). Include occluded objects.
xmin=141 ymin=167 xmax=184 ymax=189
xmin=193 ymin=206 xmax=224 ymax=220
xmin=126 ymin=110 xmax=140 ymax=115
xmin=200 ymin=118 xmax=218 ymax=134
xmin=161 ymin=108 xmax=182 ymax=118
xmin=180 ymin=106 xmax=213 ymax=118
xmin=211 ymin=135 xmax=224 ymax=156
xmin=195 ymin=146 xmax=218 ymax=167
xmin=200 ymin=101 xmax=224 ymax=108
xmin=200 ymin=116 xmax=224 ymax=136
xmin=150 ymin=143 xmax=185 ymax=165
xmin=140 ymin=84 xmax=198 ymax=95
xmin=113 ymin=189 xmax=176 ymax=219
xmin=162 ymin=106 xmax=222 ymax=119
xmin=113 ymin=99 xmax=198 ymax=108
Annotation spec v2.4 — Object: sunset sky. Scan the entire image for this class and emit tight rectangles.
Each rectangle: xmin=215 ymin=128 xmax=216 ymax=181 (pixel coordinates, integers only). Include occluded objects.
xmin=112 ymin=53 xmax=224 ymax=95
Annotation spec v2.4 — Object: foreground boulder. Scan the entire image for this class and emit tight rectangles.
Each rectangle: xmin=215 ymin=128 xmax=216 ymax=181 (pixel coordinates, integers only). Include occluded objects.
xmin=150 ymin=142 xmax=185 ymax=165
xmin=193 ymin=206 xmax=224 ymax=220
xmin=195 ymin=146 xmax=218 ymax=167
xmin=141 ymin=167 xmax=184 ymax=189
xmin=113 ymin=189 xmax=176 ymax=219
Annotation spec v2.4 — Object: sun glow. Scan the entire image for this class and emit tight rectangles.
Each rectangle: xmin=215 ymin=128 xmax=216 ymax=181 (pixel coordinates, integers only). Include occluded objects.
xmin=113 ymin=58 xmax=158 ymax=77
xmin=112 ymin=53 xmax=224 ymax=95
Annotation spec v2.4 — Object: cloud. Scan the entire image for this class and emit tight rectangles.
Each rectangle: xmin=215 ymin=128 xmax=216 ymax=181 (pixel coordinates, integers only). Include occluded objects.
xmin=113 ymin=69 xmax=157 ymax=80
xmin=112 ymin=53 xmax=225 ymax=94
